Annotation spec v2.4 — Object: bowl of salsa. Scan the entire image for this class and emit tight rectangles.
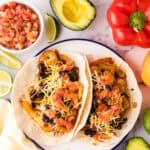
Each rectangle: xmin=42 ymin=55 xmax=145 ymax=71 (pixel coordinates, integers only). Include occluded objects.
xmin=0 ymin=1 xmax=44 ymax=53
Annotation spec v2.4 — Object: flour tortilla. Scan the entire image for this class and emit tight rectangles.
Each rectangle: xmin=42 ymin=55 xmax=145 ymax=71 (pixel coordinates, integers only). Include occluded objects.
xmin=11 ymin=49 xmax=92 ymax=147
xmin=74 ymin=55 xmax=142 ymax=147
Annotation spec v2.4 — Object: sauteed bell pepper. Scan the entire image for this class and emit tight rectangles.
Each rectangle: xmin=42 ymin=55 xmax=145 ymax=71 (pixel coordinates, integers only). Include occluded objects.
xmin=107 ymin=0 xmax=150 ymax=48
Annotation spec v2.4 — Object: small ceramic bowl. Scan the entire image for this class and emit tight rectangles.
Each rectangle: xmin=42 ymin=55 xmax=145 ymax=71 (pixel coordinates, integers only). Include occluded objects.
xmin=0 ymin=0 xmax=44 ymax=54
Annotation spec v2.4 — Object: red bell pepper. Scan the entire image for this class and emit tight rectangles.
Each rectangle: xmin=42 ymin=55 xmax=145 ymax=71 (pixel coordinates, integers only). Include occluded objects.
xmin=107 ymin=0 xmax=150 ymax=48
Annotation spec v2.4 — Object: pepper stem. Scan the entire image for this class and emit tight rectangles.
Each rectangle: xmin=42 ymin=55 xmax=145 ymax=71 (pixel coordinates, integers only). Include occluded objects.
xmin=129 ymin=11 xmax=146 ymax=32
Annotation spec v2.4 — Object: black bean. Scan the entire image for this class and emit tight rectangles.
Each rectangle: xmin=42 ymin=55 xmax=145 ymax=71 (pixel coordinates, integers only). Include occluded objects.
xmin=100 ymin=69 xmax=105 ymax=73
xmin=59 ymin=71 xmax=66 ymax=77
xmin=31 ymin=91 xmax=44 ymax=101
xmin=30 ymin=90 xmax=37 ymax=100
xmin=109 ymin=117 xmax=127 ymax=130
xmin=49 ymin=118 xmax=55 ymax=125
xmin=56 ymin=111 xmax=61 ymax=118
xmin=38 ymin=92 xmax=44 ymax=98
xmin=105 ymin=85 xmax=113 ymax=91
xmin=39 ymin=82 xmax=46 ymax=88
xmin=121 ymin=92 xmax=129 ymax=98
xmin=67 ymin=67 xmax=79 ymax=81
xmin=42 ymin=114 xmax=50 ymax=123
xmin=44 ymin=104 xmax=50 ymax=110
xmin=91 ymin=101 xmax=98 ymax=113
xmin=114 ymin=123 xmax=122 ymax=129
xmin=84 ymin=129 xmax=96 ymax=137
xmin=30 ymin=89 xmax=36 ymax=96
xmin=39 ymin=72 xmax=48 ymax=79
xmin=38 ymin=63 xmax=46 ymax=72
xmin=101 ymin=98 xmax=107 ymax=104
xmin=31 ymin=102 xmax=36 ymax=109
xmin=122 ymin=118 xmax=127 ymax=123
xmin=64 ymin=100 xmax=73 ymax=109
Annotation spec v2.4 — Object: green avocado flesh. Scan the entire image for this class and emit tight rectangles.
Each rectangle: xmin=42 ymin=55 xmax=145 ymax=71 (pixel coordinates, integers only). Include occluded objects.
xmin=50 ymin=0 xmax=96 ymax=30
xmin=126 ymin=137 xmax=150 ymax=150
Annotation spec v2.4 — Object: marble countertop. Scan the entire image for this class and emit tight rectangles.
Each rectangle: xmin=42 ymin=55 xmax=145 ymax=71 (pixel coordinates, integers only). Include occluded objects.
xmin=1 ymin=0 xmax=150 ymax=150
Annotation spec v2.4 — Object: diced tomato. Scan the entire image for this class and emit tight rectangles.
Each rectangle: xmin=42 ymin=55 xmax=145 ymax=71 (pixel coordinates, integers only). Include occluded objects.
xmin=47 ymin=109 xmax=56 ymax=118
xmin=31 ymin=14 xmax=38 ymax=20
xmin=55 ymin=118 xmax=65 ymax=126
xmin=99 ymin=89 xmax=112 ymax=99
xmin=65 ymin=121 xmax=73 ymax=130
xmin=52 ymin=94 xmax=64 ymax=110
xmin=98 ymin=103 xmax=107 ymax=112
xmin=31 ymin=31 xmax=39 ymax=38
xmin=93 ymin=134 xmax=108 ymax=142
xmin=98 ymin=113 xmax=107 ymax=122
xmin=55 ymin=118 xmax=73 ymax=130
xmin=0 ymin=4 xmax=7 ymax=11
xmin=54 ymin=88 xmax=65 ymax=96
xmin=0 ymin=2 xmax=40 ymax=50
xmin=109 ymin=104 xmax=121 ymax=117
xmin=61 ymin=75 xmax=69 ymax=81
xmin=94 ymin=90 xmax=99 ymax=97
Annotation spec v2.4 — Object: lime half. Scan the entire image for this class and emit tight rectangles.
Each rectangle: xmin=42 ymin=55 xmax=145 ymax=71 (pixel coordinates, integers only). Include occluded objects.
xmin=143 ymin=108 xmax=150 ymax=134
xmin=45 ymin=14 xmax=59 ymax=43
xmin=0 ymin=50 xmax=22 ymax=69
xmin=0 ymin=70 xmax=12 ymax=97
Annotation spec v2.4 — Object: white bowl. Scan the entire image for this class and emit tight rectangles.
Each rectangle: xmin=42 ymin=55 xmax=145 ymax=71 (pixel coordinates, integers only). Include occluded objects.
xmin=0 ymin=0 xmax=44 ymax=54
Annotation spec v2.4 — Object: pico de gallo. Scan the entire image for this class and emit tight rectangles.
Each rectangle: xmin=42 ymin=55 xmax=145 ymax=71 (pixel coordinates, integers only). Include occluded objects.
xmin=0 ymin=2 xmax=40 ymax=50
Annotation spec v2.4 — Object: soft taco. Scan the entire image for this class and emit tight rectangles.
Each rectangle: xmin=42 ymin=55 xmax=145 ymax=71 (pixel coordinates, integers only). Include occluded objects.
xmin=75 ymin=57 xmax=142 ymax=145
xmin=11 ymin=50 xmax=92 ymax=146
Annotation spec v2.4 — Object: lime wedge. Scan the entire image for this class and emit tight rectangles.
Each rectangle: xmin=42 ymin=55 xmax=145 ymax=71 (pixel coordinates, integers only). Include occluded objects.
xmin=0 ymin=50 xmax=22 ymax=69
xmin=45 ymin=14 xmax=59 ymax=43
xmin=0 ymin=70 xmax=12 ymax=97
xmin=143 ymin=108 xmax=150 ymax=134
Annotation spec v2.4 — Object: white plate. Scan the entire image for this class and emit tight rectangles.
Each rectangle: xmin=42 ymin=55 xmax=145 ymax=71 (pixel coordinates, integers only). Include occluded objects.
xmin=33 ymin=39 xmax=142 ymax=150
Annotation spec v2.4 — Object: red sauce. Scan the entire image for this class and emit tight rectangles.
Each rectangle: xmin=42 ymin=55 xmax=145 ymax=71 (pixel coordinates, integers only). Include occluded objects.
xmin=0 ymin=2 xmax=40 ymax=50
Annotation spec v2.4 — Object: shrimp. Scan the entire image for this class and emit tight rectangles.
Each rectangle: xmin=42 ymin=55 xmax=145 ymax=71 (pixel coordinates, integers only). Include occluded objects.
xmin=41 ymin=123 xmax=52 ymax=132
xmin=39 ymin=50 xmax=58 ymax=66
xmin=60 ymin=54 xmax=74 ymax=71
xmin=66 ymin=82 xmax=83 ymax=99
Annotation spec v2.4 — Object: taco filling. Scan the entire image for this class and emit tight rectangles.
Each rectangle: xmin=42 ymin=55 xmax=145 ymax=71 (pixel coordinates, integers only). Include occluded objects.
xmin=20 ymin=50 xmax=83 ymax=135
xmin=83 ymin=58 xmax=130 ymax=142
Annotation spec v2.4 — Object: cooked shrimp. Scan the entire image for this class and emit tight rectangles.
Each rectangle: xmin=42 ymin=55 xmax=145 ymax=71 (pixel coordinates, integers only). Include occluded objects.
xmin=67 ymin=82 xmax=83 ymax=99
xmin=60 ymin=54 xmax=74 ymax=71
xmin=41 ymin=123 xmax=52 ymax=132
xmin=39 ymin=50 xmax=58 ymax=66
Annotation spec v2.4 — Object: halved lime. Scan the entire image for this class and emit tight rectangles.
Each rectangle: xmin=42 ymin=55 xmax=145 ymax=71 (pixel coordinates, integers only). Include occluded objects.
xmin=0 ymin=70 xmax=12 ymax=97
xmin=143 ymin=108 xmax=150 ymax=134
xmin=0 ymin=50 xmax=22 ymax=69
xmin=45 ymin=14 xmax=59 ymax=43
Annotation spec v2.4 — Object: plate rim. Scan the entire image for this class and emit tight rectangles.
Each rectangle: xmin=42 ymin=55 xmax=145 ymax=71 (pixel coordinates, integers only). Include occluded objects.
xmin=35 ymin=38 xmax=122 ymax=58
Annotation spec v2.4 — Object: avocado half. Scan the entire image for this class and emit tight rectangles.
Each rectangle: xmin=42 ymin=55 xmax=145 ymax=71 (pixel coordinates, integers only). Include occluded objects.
xmin=50 ymin=0 xmax=96 ymax=30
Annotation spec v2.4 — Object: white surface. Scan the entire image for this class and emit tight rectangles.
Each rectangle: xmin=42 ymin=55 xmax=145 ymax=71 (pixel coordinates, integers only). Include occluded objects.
xmin=0 ymin=0 xmax=150 ymax=150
